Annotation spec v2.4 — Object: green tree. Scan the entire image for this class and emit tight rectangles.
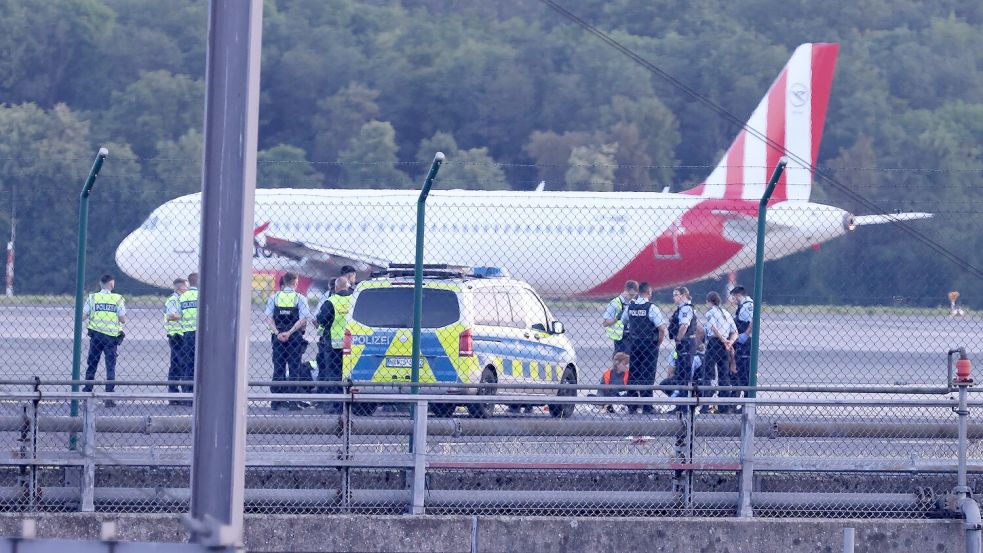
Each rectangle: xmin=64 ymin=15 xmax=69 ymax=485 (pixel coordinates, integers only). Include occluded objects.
xmin=151 ymin=129 xmax=204 ymax=200
xmin=599 ymin=95 xmax=680 ymax=190
xmin=0 ymin=0 xmax=114 ymax=106
xmin=524 ymin=131 xmax=593 ymax=190
xmin=98 ymin=71 xmax=204 ymax=158
xmin=258 ymin=144 xmax=324 ymax=188
xmin=0 ymin=103 xmax=139 ymax=293
xmin=417 ymin=132 xmax=508 ymax=190
xmin=337 ymin=121 xmax=410 ymax=188
xmin=311 ymin=82 xmax=381 ymax=163
xmin=565 ymin=143 xmax=618 ymax=192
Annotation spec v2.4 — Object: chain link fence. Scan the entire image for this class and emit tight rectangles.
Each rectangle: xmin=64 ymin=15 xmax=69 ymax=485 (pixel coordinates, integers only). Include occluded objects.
xmin=0 ymin=162 xmax=981 ymax=519
xmin=0 ymin=388 xmax=977 ymax=519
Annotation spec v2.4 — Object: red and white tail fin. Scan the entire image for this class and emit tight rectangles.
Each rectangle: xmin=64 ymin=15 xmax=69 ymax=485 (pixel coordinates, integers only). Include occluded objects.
xmin=687 ymin=43 xmax=839 ymax=202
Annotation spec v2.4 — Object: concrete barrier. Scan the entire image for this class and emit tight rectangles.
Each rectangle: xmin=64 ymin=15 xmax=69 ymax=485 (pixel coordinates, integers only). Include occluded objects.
xmin=0 ymin=513 xmax=965 ymax=552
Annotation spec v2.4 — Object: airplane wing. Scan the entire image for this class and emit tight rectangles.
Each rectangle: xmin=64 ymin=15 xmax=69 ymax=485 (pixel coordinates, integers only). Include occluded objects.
xmin=850 ymin=212 xmax=933 ymax=227
xmin=263 ymin=235 xmax=389 ymax=283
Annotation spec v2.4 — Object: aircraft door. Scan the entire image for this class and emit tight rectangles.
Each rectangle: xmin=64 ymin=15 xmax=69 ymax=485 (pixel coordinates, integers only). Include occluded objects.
xmin=654 ymin=219 xmax=681 ymax=259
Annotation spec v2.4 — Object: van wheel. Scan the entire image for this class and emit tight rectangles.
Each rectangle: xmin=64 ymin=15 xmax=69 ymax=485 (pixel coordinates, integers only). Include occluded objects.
xmin=352 ymin=403 xmax=377 ymax=417
xmin=467 ymin=367 xmax=497 ymax=418
xmin=548 ymin=367 xmax=577 ymax=418
xmin=430 ymin=403 xmax=456 ymax=418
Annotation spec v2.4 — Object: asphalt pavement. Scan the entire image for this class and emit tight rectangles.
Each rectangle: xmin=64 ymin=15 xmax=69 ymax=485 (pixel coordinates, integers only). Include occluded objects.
xmin=1 ymin=303 xmax=979 ymax=392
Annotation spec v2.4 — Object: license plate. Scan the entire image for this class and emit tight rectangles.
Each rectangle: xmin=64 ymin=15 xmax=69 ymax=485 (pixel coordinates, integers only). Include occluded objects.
xmin=385 ymin=357 xmax=414 ymax=368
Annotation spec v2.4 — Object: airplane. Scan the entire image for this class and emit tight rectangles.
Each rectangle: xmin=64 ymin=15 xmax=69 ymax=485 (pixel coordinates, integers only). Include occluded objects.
xmin=115 ymin=42 xmax=930 ymax=299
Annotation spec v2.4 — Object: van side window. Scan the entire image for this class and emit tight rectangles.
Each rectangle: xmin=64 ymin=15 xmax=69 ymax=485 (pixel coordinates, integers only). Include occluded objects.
xmin=471 ymin=288 xmax=500 ymax=327
xmin=496 ymin=290 xmax=525 ymax=328
xmin=517 ymin=289 xmax=549 ymax=330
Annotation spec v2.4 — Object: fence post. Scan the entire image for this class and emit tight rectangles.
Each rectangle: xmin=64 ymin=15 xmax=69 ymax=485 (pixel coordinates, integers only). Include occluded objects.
xmin=842 ymin=527 xmax=855 ymax=552
xmin=410 ymin=152 xmax=445 ymax=387
xmin=748 ymin=158 xmax=787 ymax=398
xmin=737 ymin=402 xmax=756 ymax=517
xmin=409 ymin=152 xmax=443 ymax=453
xmin=410 ymin=399 xmax=429 ymax=515
xmin=340 ymin=391 xmax=352 ymax=512
xmin=70 ymin=148 xmax=109 ymax=450
xmin=81 ymin=398 xmax=96 ymax=512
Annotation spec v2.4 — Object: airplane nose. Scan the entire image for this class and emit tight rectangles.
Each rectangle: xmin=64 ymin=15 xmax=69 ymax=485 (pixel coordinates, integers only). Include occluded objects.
xmin=115 ymin=231 xmax=139 ymax=278
xmin=116 ymin=232 xmax=136 ymax=276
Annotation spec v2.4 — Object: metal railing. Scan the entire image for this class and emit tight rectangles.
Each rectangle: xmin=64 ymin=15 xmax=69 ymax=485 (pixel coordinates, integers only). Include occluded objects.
xmin=0 ymin=379 xmax=977 ymax=519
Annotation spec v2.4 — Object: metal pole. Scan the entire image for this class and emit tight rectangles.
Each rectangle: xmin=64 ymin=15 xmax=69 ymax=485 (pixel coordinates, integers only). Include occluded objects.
xmin=5 ymin=183 xmax=13 ymax=297
xmin=409 ymin=152 xmax=443 ymax=456
xmin=410 ymin=152 xmax=445 ymax=390
xmin=737 ymin=402 xmax=756 ymax=517
xmin=747 ymin=158 xmax=787 ymax=398
xmin=189 ymin=0 xmax=263 ymax=549
xmin=958 ymin=384 xmax=970 ymax=493
xmin=842 ymin=527 xmax=855 ymax=553
xmin=81 ymin=398 xmax=96 ymax=512
xmin=70 ymin=148 xmax=109 ymax=446
xmin=410 ymin=399 xmax=429 ymax=514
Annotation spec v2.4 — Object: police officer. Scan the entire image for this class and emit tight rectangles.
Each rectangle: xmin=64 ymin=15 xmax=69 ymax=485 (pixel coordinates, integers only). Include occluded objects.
xmin=328 ymin=265 xmax=358 ymax=296
xmin=177 ymin=272 xmax=199 ymax=400
xmin=620 ymin=282 xmax=666 ymax=414
xmin=667 ymin=286 xmax=696 ymax=380
xmin=82 ymin=274 xmax=126 ymax=407
xmin=164 ymin=278 xmax=187 ymax=402
xmin=602 ymin=280 xmax=638 ymax=357
xmin=341 ymin=265 xmax=357 ymax=287
xmin=702 ymin=291 xmax=737 ymax=414
xmin=316 ymin=276 xmax=353 ymax=413
xmin=724 ymin=285 xmax=754 ymax=413
xmin=266 ymin=272 xmax=311 ymax=410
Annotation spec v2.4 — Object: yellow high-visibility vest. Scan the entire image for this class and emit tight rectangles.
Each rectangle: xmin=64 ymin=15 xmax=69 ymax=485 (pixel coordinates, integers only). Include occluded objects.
xmin=163 ymin=293 xmax=183 ymax=336
xmin=178 ymin=288 xmax=199 ymax=333
xmin=605 ymin=296 xmax=625 ymax=341
xmin=87 ymin=292 xmax=123 ymax=337
xmin=328 ymin=293 xmax=353 ymax=349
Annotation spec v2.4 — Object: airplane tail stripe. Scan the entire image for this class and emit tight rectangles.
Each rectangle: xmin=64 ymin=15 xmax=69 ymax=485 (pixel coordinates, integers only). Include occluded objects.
xmin=684 ymin=43 xmax=839 ymax=203
xmin=810 ymin=43 xmax=839 ymax=167
xmin=724 ymin=131 xmax=746 ymax=200
xmin=766 ymin=68 xmax=788 ymax=202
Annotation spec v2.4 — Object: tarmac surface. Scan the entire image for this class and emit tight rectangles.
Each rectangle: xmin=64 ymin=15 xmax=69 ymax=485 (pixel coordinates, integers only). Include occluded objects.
xmin=1 ymin=302 xmax=980 ymax=391
xmin=0 ymin=301 xmax=981 ymax=509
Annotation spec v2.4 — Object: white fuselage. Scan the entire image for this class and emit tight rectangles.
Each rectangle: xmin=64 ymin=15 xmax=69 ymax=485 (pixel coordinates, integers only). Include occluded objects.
xmin=116 ymin=189 xmax=851 ymax=297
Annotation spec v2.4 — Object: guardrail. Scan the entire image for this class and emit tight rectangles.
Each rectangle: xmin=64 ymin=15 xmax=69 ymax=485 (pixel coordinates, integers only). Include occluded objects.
xmin=0 ymin=381 xmax=977 ymax=519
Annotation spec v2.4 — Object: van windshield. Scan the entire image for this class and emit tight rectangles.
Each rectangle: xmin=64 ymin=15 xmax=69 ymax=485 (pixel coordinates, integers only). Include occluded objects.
xmin=352 ymin=287 xmax=460 ymax=328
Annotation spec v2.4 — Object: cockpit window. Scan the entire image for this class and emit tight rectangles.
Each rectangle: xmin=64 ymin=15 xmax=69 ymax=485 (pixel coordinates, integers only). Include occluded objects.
xmin=141 ymin=216 xmax=159 ymax=230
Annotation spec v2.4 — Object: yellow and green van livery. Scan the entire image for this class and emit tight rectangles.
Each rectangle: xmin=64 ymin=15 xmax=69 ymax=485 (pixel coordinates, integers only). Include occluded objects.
xmin=342 ymin=268 xmax=577 ymax=418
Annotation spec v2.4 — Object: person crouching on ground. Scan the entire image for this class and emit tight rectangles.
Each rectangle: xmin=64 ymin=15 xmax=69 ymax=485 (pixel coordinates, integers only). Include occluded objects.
xmin=598 ymin=352 xmax=630 ymax=413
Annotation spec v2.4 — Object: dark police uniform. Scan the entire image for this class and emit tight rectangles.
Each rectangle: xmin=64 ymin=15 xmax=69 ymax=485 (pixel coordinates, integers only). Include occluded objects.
xmin=703 ymin=305 xmax=737 ymax=412
xmin=722 ymin=298 xmax=754 ymax=411
xmin=667 ymin=301 xmax=696 ymax=382
xmin=267 ymin=288 xmax=310 ymax=409
xmin=621 ymin=298 xmax=665 ymax=413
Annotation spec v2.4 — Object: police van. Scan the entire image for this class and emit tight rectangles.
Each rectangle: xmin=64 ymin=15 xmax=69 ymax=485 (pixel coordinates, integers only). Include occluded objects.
xmin=342 ymin=265 xmax=578 ymax=418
